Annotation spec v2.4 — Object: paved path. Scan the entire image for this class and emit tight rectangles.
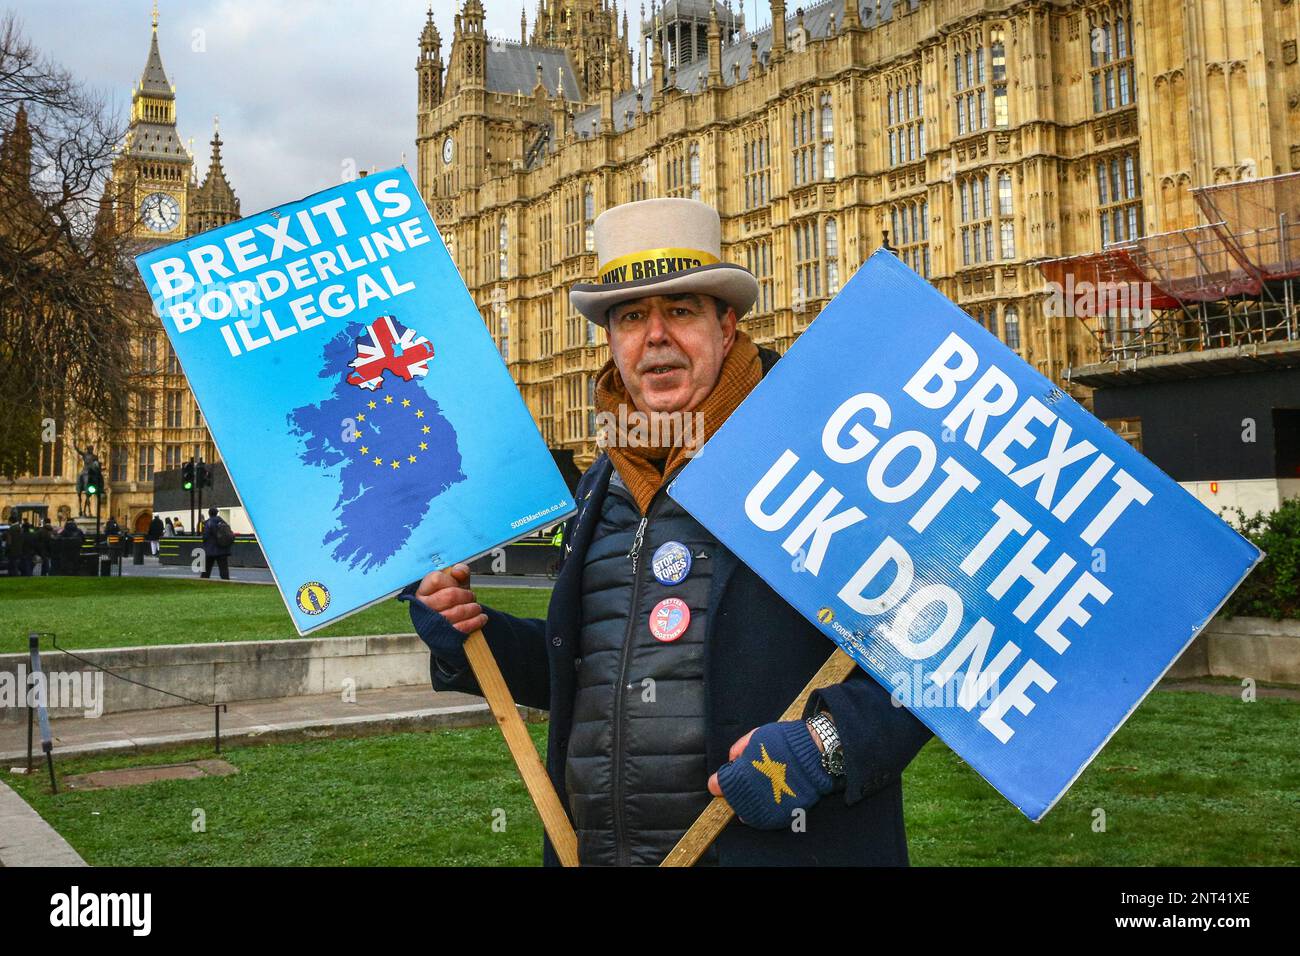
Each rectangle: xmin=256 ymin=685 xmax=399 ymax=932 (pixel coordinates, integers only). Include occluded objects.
xmin=0 ymin=778 xmax=86 ymax=867
xmin=0 ymin=685 xmax=505 ymax=763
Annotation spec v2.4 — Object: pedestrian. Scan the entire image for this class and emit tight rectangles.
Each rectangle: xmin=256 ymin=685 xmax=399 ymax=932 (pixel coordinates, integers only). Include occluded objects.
xmin=402 ymin=198 xmax=932 ymax=867
xmin=60 ymin=517 xmax=84 ymax=575
xmin=200 ymin=507 xmax=232 ymax=580
xmin=36 ymin=519 xmax=54 ymax=576
xmin=161 ymin=517 xmax=174 ymax=538
xmin=4 ymin=512 xmax=20 ymax=577
xmin=147 ymin=513 xmax=164 ymax=555
xmin=19 ymin=520 xmax=36 ymax=576
xmin=115 ymin=518 xmax=133 ymax=562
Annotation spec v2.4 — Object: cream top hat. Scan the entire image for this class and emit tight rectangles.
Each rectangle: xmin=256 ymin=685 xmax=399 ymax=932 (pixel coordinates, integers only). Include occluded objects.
xmin=569 ymin=198 xmax=759 ymax=327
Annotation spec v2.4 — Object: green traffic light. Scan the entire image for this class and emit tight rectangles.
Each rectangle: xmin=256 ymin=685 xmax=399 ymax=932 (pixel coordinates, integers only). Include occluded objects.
xmin=183 ymin=480 xmax=193 ymax=490
xmin=86 ymin=484 xmax=97 ymax=495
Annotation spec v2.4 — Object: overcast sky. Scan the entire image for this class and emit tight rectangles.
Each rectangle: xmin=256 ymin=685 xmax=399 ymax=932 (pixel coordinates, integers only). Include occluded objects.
xmin=6 ymin=1 xmax=776 ymax=214
xmin=2 ymin=1 xmax=541 ymax=214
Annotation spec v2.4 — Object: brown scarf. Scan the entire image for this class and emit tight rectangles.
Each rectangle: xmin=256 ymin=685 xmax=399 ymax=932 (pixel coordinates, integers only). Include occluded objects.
xmin=594 ymin=328 xmax=761 ymax=515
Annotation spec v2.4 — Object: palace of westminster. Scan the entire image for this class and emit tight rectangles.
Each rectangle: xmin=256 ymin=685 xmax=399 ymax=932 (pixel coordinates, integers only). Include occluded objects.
xmin=3 ymin=0 xmax=1296 ymax=528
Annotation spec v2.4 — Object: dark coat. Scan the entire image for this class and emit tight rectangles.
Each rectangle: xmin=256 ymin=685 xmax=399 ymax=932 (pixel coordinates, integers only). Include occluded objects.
xmin=147 ymin=516 xmax=165 ymax=541
xmin=35 ymin=525 xmax=54 ymax=558
xmin=410 ymin=357 xmax=934 ymax=867
xmin=202 ymin=516 xmax=232 ymax=557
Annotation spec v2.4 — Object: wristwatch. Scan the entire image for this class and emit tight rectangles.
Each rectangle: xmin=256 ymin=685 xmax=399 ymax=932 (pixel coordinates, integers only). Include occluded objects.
xmin=807 ymin=711 xmax=845 ymax=777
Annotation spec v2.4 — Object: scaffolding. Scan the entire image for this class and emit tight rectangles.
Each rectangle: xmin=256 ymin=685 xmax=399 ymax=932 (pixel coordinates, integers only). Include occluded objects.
xmin=1036 ymin=171 xmax=1300 ymax=370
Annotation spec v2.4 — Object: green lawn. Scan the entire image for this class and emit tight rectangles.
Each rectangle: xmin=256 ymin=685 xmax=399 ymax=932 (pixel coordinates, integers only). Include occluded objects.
xmin=0 ymin=577 xmax=551 ymax=653
xmin=7 ymin=725 xmax=550 ymax=866
xmin=8 ymin=689 xmax=1297 ymax=866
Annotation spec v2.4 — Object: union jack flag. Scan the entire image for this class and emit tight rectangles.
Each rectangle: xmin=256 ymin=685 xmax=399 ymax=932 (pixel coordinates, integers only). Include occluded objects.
xmin=346 ymin=315 xmax=435 ymax=391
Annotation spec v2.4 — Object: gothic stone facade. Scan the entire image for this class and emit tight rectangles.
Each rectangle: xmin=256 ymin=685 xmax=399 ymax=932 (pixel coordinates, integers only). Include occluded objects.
xmin=419 ymin=0 xmax=1300 ymax=470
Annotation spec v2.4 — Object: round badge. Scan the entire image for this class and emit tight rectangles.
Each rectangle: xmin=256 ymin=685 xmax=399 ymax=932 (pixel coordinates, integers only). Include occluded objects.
xmin=296 ymin=581 xmax=331 ymax=615
xmin=649 ymin=598 xmax=691 ymax=642
xmin=651 ymin=540 xmax=692 ymax=586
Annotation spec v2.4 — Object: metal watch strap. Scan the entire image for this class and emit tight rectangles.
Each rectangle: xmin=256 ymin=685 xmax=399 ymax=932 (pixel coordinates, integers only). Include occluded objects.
xmin=807 ymin=711 xmax=845 ymax=777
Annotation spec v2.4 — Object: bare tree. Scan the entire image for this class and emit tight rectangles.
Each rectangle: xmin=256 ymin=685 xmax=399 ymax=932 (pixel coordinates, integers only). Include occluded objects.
xmin=0 ymin=11 xmax=138 ymax=478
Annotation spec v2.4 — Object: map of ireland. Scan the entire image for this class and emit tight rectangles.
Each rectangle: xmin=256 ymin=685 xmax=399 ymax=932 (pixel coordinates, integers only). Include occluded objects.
xmin=288 ymin=316 xmax=466 ymax=571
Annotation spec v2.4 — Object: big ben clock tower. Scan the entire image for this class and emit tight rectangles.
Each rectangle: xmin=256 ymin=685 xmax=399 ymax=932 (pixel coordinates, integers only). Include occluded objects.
xmin=110 ymin=2 xmax=191 ymax=242
xmin=0 ymin=3 xmax=243 ymax=532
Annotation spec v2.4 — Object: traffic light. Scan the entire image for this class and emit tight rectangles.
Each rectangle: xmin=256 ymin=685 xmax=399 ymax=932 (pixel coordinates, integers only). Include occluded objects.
xmin=182 ymin=461 xmax=194 ymax=491
xmin=197 ymin=461 xmax=213 ymax=488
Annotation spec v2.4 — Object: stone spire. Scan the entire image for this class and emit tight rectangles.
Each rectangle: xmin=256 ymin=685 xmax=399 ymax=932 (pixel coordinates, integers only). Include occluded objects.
xmin=770 ymin=0 xmax=787 ymax=62
xmin=600 ymin=48 xmax=614 ymax=132
xmin=188 ymin=117 xmax=241 ymax=233
xmin=417 ymin=6 xmax=444 ymax=108
xmin=140 ymin=0 xmax=173 ymax=98
xmin=0 ymin=103 xmax=32 ymax=183
xmin=707 ymin=5 xmax=723 ymax=87
xmin=651 ymin=9 xmax=665 ymax=92
xmin=125 ymin=4 xmax=184 ymax=160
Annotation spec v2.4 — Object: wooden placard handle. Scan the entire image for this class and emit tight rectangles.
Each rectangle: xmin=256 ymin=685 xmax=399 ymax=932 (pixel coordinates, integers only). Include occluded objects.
xmin=463 ymin=628 xmax=579 ymax=867
xmin=659 ymin=647 xmax=859 ymax=867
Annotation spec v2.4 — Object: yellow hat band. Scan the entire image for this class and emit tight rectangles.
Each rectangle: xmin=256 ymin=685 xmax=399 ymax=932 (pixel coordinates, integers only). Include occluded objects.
xmin=598 ymin=247 xmax=719 ymax=285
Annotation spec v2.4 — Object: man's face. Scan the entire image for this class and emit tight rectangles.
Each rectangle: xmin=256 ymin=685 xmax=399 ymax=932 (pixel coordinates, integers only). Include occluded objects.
xmin=606 ymin=293 xmax=736 ymax=414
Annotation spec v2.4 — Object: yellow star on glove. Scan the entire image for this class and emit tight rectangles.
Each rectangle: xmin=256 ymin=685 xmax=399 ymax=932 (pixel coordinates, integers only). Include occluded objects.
xmin=752 ymin=744 xmax=796 ymax=804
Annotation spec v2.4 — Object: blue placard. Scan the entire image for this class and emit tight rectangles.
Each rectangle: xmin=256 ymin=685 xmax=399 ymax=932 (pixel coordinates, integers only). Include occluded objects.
xmin=669 ymin=250 xmax=1262 ymax=820
xmin=135 ymin=168 xmax=574 ymax=634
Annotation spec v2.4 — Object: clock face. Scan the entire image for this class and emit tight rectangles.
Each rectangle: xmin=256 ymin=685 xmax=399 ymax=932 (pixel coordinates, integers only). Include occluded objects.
xmin=442 ymin=136 xmax=455 ymax=165
xmin=140 ymin=191 xmax=180 ymax=233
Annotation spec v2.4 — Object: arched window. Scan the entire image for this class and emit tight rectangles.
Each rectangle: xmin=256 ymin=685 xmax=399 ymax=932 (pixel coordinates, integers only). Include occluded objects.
xmin=583 ymin=184 xmax=595 ymax=253
xmin=820 ymin=93 xmax=835 ymax=177
xmin=1003 ymin=305 xmax=1020 ymax=349
xmin=498 ymin=216 xmax=509 ymax=278
xmin=689 ymin=142 xmax=701 ymax=202
xmin=825 ymin=218 xmax=840 ymax=294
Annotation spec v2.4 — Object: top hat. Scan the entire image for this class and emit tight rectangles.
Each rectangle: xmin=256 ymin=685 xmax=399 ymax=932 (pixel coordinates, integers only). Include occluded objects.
xmin=569 ymin=198 xmax=759 ymax=327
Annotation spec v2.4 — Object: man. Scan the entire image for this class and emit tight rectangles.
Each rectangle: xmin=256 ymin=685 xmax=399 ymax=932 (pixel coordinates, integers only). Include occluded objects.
xmin=4 ymin=513 xmax=19 ymax=577
xmin=147 ymin=514 xmax=165 ymax=556
xmin=36 ymin=519 xmax=54 ymax=576
xmin=200 ymin=507 xmax=232 ymax=580
xmin=18 ymin=519 xmax=35 ymax=576
xmin=59 ymin=517 xmax=84 ymax=576
xmin=404 ymin=198 xmax=932 ymax=866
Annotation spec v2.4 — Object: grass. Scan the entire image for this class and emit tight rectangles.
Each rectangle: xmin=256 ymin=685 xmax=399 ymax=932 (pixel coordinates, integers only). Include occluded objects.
xmin=0 ymin=577 xmax=551 ymax=653
xmin=7 ymin=724 xmax=549 ymax=866
xmin=7 ymin=689 xmax=1297 ymax=866
xmin=905 ymin=689 xmax=1300 ymax=866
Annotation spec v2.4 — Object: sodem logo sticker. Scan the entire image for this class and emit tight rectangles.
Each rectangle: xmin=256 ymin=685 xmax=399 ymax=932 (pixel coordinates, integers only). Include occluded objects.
xmin=296 ymin=582 xmax=331 ymax=615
